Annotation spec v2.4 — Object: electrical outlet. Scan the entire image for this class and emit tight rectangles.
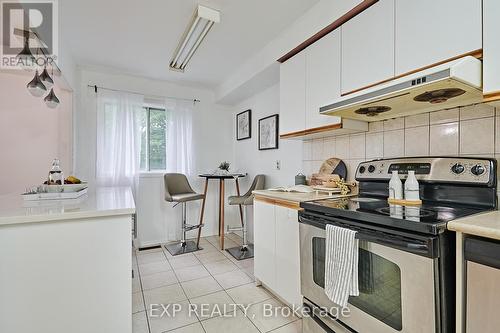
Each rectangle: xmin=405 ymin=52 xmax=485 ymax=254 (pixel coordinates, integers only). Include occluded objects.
xmin=276 ymin=160 xmax=281 ymax=170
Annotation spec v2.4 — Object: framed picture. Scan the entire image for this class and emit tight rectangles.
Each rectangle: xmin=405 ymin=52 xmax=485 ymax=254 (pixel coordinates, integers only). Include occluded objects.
xmin=236 ymin=109 xmax=251 ymax=140
xmin=258 ymin=114 xmax=279 ymax=150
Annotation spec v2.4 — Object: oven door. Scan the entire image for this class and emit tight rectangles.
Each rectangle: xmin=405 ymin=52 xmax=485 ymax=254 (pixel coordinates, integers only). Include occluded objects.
xmin=300 ymin=217 xmax=438 ymax=333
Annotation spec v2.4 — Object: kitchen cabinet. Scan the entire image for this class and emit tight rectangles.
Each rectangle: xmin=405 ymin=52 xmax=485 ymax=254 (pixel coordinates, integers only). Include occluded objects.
xmin=394 ymin=0 xmax=482 ymax=76
xmin=279 ymin=51 xmax=306 ymax=135
xmin=254 ymin=199 xmax=301 ymax=307
xmin=305 ymin=30 xmax=341 ymax=129
xmin=341 ymin=0 xmax=394 ymax=95
xmin=483 ymin=0 xmax=500 ymax=100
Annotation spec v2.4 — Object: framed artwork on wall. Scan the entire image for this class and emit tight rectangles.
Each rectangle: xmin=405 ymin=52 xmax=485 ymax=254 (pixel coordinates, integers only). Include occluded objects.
xmin=258 ymin=114 xmax=279 ymax=150
xmin=236 ymin=109 xmax=251 ymax=140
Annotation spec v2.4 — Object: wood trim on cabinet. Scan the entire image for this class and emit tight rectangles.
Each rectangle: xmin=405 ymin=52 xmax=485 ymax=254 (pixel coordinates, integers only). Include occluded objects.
xmin=277 ymin=0 xmax=379 ymax=63
xmin=483 ymin=91 xmax=500 ymax=103
xmin=280 ymin=123 xmax=343 ymax=139
xmin=340 ymin=49 xmax=484 ymax=96
xmin=254 ymin=195 xmax=302 ymax=210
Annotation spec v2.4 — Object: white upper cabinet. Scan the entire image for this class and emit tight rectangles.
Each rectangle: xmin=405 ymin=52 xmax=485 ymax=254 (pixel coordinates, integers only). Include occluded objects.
xmin=305 ymin=31 xmax=342 ymax=129
xmin=483 ymin=0 xmax=500 ymax=97
xmin=395 ymin=0 xmax=482 ymax=76
xmin=279 ymin=51 xmax=306 ymax=135
xmin=341 ymin=0 xmax=395 ymax=95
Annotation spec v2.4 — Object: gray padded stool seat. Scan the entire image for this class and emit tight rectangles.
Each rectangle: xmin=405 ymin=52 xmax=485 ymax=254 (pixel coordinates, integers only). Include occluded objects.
xmin=164 ymin=173 xmax=205 ymax=256
xmin=226 ymin=174 xmax=265 ymax=260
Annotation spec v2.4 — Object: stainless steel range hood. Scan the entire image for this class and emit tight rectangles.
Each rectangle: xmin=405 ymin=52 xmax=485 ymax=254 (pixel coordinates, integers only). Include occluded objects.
xmin=320 ymin=56 xmax=482 ymax=121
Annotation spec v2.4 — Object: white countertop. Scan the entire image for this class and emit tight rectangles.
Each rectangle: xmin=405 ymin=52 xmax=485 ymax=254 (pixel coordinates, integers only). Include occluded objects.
xmin=0 ymin=186 xmax=136 ymax=226
xmin=448 ymin=210 xmax=500 ymax=241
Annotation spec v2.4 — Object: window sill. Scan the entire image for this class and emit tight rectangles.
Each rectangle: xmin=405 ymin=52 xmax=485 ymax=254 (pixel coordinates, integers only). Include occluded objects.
xmin=139 ymin=171 xmax=166 ymax=178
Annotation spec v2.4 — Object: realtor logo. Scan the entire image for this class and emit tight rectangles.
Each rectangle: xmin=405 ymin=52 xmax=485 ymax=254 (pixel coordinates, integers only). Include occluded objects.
xmin=1 ymin=0 xmax=58 ymax=69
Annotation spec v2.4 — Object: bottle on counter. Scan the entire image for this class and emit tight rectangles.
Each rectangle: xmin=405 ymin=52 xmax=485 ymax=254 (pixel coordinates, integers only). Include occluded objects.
xmin=389 ymin=170 xmax=403 ymax=200
xmin=404 ymin=170 xmax=420 ymax=201
xmin=48 ymin=158 xmax=64 ymax=185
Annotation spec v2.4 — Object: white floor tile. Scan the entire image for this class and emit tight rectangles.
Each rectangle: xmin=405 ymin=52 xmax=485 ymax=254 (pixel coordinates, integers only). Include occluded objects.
xmin=139 ymin=260 xmax=172 ymax=276
xmin=181 ymin=276 xmax=223 ymax=299
xmin=143 ymin=283 xmax=187 ymax=309
xmin=202 ymin=309 xmax=259 ymax=333
xmin=189 ymin=290 xmax=238 ymax=321
xmin=246 ymin=298 xmax=297 ymax=333
xmin=133 ymin=291 xmax=145 ymax=314
xmin=195 ymin=251 xmax=227 ymax=264
xmin=168 ymin=322 xmax=205 ymax=333
xmin=169 ymin=254 xmax=201 ymax=270
xmin=214 ymin=269 xmax=253 ymax=289
xmin=269 ymin=320 xmax=302 ymax=333
xmin=175 ymin=265 xmax=211 ymax=282
xmin=226 ymin=283 xmax=273 ymax=306
xmin=132 ymin=311 xmax=149 ymax=333
xmin=141 ymin=270 xmax=178 ymax=290
xmin=204 ymin=259 xmax=239 ymax=275
xmin=148 ymin=300 xmax=198 ymax=333
xmin=137 ymin=251 xmax=167 ymax=265
xmin=132 ymin=276 xmax=142 ymax=293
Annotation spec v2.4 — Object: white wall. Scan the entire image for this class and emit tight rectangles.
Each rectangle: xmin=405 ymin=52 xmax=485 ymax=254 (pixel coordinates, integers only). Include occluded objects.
xmin=74 ymin=68 xmax=234 ymax=247
xmin=0 ymin=72 xmax=72 ymax=195
xmin=229 ymin=84 xmax=303 ymax=241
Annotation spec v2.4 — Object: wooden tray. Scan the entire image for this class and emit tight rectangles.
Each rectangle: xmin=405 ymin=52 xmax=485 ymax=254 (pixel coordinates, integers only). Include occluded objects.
xmin=388 ymin=198 xmax=422 ymax=206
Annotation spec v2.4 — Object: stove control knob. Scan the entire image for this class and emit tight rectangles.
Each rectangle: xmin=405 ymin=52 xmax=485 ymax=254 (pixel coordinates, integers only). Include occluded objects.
xmin=368 ymin=165 xmax=376 ymax=173
xmin=359 ymin=166 xmax=366 ymax=174
xmin=471 ymin=164 xmax=485 ymax=176
xmin=451 ymin=163 xmax=465 ymax=174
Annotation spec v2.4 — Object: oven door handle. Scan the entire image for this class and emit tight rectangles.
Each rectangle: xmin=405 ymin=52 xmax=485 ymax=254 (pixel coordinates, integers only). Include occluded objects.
xmin=356 ymin=232 xmax=430 ymax=255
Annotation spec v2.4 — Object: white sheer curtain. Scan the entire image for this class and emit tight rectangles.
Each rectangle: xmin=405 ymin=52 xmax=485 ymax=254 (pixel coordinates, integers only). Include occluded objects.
xmin=96 ymin=89 xmax=144 ymax=192
xmin=166 ymin=98 xmax=194 ymax=175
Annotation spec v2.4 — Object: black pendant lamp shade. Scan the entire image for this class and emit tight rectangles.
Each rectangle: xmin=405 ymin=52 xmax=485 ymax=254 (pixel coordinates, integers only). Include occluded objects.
xmin=27 ymin=70 xmax=47 ymax=97
xmin=17 ymin=37 xmax=36 ymax=70
xmin=39 ymin=67 xmax=54 ymax=89
xmin=44 ymin=88 xmax=60 ymax=108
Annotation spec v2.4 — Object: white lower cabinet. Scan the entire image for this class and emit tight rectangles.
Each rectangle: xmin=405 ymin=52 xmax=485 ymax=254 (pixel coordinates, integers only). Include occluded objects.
xmin=254 ymin=200 xmax=302 ymax=307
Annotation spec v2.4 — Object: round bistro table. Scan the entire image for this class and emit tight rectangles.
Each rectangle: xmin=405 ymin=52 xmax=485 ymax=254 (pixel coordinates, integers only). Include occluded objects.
xmin=197 ymin=173 xmax=246 ymax=249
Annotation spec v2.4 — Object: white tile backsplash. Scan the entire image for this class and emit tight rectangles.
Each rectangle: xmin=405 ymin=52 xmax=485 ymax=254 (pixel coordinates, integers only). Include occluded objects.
xmin=429 ymin=122 xmax=459 ymax=155
xmin=383 ymin=130 xmax=404 ymax=158
xmin=429 ymin=108 xmax=459 ymax=125
xmin=349 ymin=134 xmax=366 ymax=159
xmin=460 ymin=104 xmax=495 ymax=121
xmin=460 ymin=117 xmax=495 ymax=154
xmin=302 ymin=104 xmax=497 ymax=180
xmin=405 ymin=126 xmax=429 ymax=156
xmin=365 ymin=132 xmax=384 ymax=159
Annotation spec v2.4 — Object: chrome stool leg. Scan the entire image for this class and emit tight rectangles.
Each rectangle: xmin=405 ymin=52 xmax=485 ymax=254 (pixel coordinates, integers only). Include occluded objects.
xmin=226 ymin=206 xmax=254 ymax=260
xmin=165 ymin=202 xmax=203 ymax=256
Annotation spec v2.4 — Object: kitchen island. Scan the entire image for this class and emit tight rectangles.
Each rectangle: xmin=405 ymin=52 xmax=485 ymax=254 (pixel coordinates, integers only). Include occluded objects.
xmin=0 ymin=187 xmax=135 ymax=333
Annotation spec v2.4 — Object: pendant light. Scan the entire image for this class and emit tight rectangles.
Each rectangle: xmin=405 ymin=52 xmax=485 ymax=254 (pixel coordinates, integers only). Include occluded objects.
xmin=39 ymin=66 xmax=54 ymax=89
xmin=44 ymin=87 xmax=60 ymax=108
xmin=16 ymin=36 xmax=36 ymax=71
xmin=26 ymin=70 xmax=47 ymax=97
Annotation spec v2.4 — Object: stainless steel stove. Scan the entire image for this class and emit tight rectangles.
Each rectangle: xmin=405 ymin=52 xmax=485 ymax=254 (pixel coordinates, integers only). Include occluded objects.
xmin=299 ymin=157 xmax=497 ymax=333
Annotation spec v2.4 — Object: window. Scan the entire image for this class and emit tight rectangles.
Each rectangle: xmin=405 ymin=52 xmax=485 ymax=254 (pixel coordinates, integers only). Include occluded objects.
xmin=140 ymin=107 xmax=168 ymax=171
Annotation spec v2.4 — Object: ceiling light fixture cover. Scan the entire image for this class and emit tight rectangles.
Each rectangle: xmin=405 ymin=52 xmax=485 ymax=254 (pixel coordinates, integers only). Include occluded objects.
xmin=27 ymin=70 xmax=47 ymax=97
xmin=44 ymin=88 xmax=60 ymax=108
xmin=169 ymin=5 xmax=220 ymax=72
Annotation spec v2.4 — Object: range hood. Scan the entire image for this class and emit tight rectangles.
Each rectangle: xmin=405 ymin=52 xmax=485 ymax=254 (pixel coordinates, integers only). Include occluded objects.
xmin=320 ymin=56 xmax=483 ymax=121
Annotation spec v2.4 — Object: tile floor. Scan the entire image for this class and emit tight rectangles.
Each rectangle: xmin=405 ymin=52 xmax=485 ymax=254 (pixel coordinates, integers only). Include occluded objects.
xmin=133 ymin=233 xmax=302 ymax=333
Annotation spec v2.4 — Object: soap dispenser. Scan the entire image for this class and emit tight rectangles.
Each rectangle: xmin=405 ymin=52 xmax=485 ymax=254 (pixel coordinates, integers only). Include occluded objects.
xmin=389 ymin=170 xmax=403 ymax=199
xmin=404 ymin=170 xmax=420 ymax=201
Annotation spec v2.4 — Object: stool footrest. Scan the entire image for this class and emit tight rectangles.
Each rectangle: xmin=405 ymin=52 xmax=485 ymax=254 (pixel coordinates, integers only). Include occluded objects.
xmin=184 ymin=224 xmax=204 ymax=232
xmin=227 ymin=226 xmax=243 ymax=233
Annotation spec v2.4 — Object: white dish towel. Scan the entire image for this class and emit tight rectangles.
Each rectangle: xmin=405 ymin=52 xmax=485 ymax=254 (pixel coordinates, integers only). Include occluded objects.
xmin=324 ymin=224 xmax=359 ymax=307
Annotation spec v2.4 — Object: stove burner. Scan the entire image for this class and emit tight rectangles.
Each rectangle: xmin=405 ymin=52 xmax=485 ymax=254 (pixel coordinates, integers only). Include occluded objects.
xmin=376 ymin=206 xmax=436 ymax=218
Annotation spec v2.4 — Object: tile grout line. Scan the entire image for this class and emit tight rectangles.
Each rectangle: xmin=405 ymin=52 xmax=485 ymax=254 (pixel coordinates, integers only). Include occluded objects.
xmin=134 ymin=252 xmax=153 ymax=333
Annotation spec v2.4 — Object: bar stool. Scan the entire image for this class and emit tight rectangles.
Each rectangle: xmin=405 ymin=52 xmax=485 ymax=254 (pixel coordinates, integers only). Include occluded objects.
xmin=226 ymin=174 xmax=265 ymax=260
xmin=164 ymin=173 xmax=205 ymax=256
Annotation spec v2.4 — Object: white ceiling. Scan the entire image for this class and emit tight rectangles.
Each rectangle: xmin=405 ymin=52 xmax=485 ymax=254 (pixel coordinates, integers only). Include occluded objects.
xmin=60 ymin=0 xmax=319 ymax=88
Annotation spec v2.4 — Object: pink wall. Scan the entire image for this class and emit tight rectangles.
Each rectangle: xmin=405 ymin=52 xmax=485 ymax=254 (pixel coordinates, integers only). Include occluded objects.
xmin=0 ymin=72 xmax=72 ymax=195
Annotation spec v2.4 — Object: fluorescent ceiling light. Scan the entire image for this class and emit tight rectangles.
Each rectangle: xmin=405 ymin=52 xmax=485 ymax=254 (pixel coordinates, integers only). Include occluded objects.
xmin=170 ymin=5 xmax=220 ymax=72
